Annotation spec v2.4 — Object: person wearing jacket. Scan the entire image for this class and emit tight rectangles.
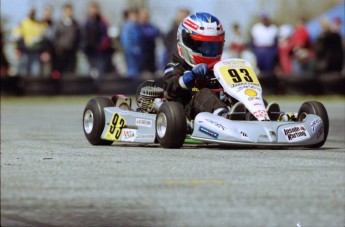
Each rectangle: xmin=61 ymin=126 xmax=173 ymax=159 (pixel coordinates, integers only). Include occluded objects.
xmin=54 ymin=3 xmax=80 ymax=75
xmin=12 ymin=9 xmax=48 ymax=76
xmin=82 ymin=2 xmax=112 ymax=81
xmin=138 ymin=8 xmax=160 ymax=74
xmin=120 ymin=8 xmax=143 ymax=78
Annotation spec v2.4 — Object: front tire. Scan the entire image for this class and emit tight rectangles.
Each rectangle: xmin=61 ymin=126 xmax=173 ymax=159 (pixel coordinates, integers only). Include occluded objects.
xmin=298 ymin=101 xmax=329 ymax=148
xmin=156 ymin=102 xmax=186 ymax=148
xmin=83 ymin=97 xmax=114 ymax=145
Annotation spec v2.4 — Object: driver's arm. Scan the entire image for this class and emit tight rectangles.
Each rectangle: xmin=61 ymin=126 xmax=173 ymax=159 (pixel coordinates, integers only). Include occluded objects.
xmin=163 ymin=63 xmax=192 ymax=102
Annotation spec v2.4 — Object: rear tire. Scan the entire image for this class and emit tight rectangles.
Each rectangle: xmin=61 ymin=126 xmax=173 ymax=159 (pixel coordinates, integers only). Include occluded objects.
xmin=83 ymin=97 xmax=114 ymax=145
xmin=156 ymin=102 xmax=186 ymax=148
xmin=298 ymin=101 xmax=329 ymax=148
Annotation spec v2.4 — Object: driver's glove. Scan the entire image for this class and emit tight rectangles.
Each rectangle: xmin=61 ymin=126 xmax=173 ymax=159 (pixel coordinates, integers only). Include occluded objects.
xmin=179 ymin=63 xmax=208 ymax=89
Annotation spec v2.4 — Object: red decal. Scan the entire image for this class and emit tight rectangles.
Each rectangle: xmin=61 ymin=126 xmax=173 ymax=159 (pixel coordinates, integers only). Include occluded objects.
xmin=252 ymin=110 xmax=268 ymax=119
xmin=184 ymin=19 xmax=199 ymax=30
xmin=191 ymin=34 xmax=225 ymax=42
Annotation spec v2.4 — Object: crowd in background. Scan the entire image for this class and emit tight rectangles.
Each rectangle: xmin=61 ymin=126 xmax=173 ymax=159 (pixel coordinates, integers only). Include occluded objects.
xmin=0 ymin=2 xmax=190 ymax=81
xmin=0 ymin=2 xmax=344 ymax=80
xmin=226 ymin=14 xmax=344 ymax=76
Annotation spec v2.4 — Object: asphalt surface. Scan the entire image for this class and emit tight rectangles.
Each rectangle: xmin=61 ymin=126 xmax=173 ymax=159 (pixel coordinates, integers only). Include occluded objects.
xmin=1 ymin=97 xmax=345 ymax=227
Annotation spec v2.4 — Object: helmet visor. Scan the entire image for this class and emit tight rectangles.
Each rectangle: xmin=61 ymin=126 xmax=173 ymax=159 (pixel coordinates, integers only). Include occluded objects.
xmin=182 ymin=31 xmax=224 ymax=57
xmin=194 ymin=41 xmax=223 ymax=57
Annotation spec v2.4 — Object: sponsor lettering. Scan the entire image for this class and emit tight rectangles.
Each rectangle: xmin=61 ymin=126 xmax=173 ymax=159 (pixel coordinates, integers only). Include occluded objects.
xmin=120 ymin=129 xmax=137 ymax=142
xmin=283 ymin=125 xmax=310 ymax=142
xmin=123 ymin=130 xmax=135 ymax=138
xmin=230 ymin=82 xmax=251 ymax=88
xmin=225 ymin=61 xmax=246 ymax=68
xmin=236 ymin=84 xmax=262 ymax=92
xmin=205 ymin=119 xmax=226 ymax=130
xmin=135 ymin=118 xmax=152 ymax=128
xmin=118 ymin=111 xmax=156 ymax=119
xmin=248 ymin=96 xmax=260 ymax=101
xmin=236 ymin=86 xmax=246 ymax=92
xmin=199 ymin=126 xmax=219 ymax=139
xmin=240 ymin=131 xmax=250 ymax=141
xmin=310 ymin=118 xmax=321 ymax=132
xmin=317 ymin=126 xmax=324 ymax=139
xmin=136 ymin=134 xmax=155 ymax=140
xmin=252 ymin=110 xmax=268 ymax=119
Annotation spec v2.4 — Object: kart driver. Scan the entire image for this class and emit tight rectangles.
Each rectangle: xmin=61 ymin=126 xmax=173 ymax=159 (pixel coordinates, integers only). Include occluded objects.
xmin=163 ymin=12 xmax=246 ymax=120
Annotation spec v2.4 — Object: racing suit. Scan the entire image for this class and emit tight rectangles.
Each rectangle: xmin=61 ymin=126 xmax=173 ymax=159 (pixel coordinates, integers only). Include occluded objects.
xmin=163 ymin=54 xmax=227 ymax=119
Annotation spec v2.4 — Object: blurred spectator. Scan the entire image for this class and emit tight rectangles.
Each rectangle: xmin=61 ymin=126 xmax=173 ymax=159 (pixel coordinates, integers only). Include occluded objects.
xmin=54 ymin=3 xmax=80 ymax=75
xmin=278 ymin=24 xmax=294 ymax=75
xmin=332 ymin=17 xmax=342 ymax=34
xmin=251 ymin=14 xmax=278 ymax=74
xmin=290 ymin=18 xmax=312 ymax=74
xmin=41 ymin=5 xmax=56 ymax=77
xmin=228 ymin=23 xmax=246 ymax=58
xmin=164 ymin=8 xmax=190 ymax=62
xmin=0 ymin=28 xmax=9 ymax=76
xmin=139 ymin=8 xmax=160 ymax=74
xmin=120 ymin=8 xmax=142 ymax=78
xmin=315 ymin=18 xmax=343 ymax=74
xmin=12 ymin=9 xmax=48 ymax=76
xmin=81 ymin=2 xmax=113 ymax=81
xmin=331 ymin=17 xmax=344 ymax=72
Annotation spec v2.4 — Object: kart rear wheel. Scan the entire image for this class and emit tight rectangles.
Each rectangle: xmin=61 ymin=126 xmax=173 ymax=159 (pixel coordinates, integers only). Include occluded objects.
xmin=156 ymin=102 xmax=186 ymax=148
xmin=83 ymin=97 xmax=114 ymax=145
xmin=298 ymin=101 xmax=329 ymax=148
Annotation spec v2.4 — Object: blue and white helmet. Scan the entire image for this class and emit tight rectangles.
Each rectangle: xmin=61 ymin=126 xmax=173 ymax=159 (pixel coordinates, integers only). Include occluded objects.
xmin=177 ymin=12 xmax=225 ymax=66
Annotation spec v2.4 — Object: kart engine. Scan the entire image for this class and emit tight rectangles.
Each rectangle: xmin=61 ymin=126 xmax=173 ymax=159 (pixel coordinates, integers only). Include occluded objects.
xmin=136 ymin=81 xmax=164 ymax=113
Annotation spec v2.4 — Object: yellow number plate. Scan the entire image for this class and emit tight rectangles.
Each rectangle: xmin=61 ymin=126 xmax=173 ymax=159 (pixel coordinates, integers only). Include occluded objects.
xmin=219 ymin=66 xmax=259 ymax=86
xmin=105 ymin=113 xmax=126 ymax=141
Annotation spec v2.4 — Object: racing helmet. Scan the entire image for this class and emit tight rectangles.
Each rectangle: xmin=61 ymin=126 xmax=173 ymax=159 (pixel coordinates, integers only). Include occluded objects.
xmin=177 ymin=12 xmax=225 ymax=66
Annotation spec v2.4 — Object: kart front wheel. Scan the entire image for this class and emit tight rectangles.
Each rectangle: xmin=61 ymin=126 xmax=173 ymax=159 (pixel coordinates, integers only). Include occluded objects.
xmin=298 ymin=101 xmax=329 ymax=148
xmin=156 ymin=102 xmax=186 ymax=148
xmin=83 ymin=97 xmax=114 ymax=145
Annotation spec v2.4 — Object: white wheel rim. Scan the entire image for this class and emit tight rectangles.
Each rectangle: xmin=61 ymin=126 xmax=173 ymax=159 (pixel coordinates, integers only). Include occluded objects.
xmin=84 ymin=109 xmax=94 ymax=134
xmin=157 ymin=112 xmax=167 ymax=138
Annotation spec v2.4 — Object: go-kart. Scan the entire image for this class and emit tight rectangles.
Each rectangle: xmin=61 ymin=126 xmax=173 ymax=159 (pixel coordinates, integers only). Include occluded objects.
xmin=82 ymin=59 xmax=329 ymax=148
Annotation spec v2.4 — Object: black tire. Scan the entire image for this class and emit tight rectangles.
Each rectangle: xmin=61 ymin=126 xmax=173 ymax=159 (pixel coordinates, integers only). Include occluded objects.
xmin=156 ymin=102 xmax=187 ymax=148
xmin=298 ymin=101 xmax=329 ymax=148
xmin=83 ymin=97 xmax=114 ymax=145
